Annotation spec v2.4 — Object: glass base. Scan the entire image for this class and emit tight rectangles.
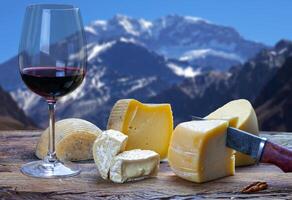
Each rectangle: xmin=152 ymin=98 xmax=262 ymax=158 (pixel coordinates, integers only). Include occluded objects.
xmin=20 ymin=160 xmax=80 ymax=178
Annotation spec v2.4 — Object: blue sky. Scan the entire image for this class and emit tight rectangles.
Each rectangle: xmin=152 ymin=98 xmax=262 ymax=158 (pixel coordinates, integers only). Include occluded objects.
xmin=0 ymin=0 xmax=291 ymax=63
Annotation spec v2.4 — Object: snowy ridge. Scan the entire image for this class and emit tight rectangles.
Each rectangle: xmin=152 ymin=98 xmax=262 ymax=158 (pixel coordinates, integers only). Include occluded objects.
xmin=180 ymin=49 xmax=243 ymax=62
xmin=122 ymin=77 xmax=157 ymax=96
xmin=84 ymin=26 xmax=97 ymax=35
xmin=116 ymin=15 xmax=140 ymax=36
xmin=85 ymin=20 xmax=107 ymax=34
xmin=139 ymin=19 xmax=153 ymax=30
xmin=119 ymin=37 xmax=142 ymax=45
xmin=87 ymin=41 xmax=116 ymax=61
xmin=167 ymin=63 xmax=200 ymax=78
xmin=10 ymin=89 xmax=40 ymax=111
xmin=184 ymin=16 xmax=211 ymax=24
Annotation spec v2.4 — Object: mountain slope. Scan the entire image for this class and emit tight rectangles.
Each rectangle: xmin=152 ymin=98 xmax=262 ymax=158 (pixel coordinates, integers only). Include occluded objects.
xmin=255 ymin=56 xmax=292 ymax=131
xmin=0 ymin=56 xmax=21 ymax=91
xmin=179 ymin=49 xmax=241 ymax=71
xmin=89 ymin=40 xmax=180 ymax=81
xmin=148 ymin=71 xmax=230 ymax=124
xmin=0 ymin=86 xmax=35 ymax=130
xmin=149 ymin=40 xmax=292 ymax=127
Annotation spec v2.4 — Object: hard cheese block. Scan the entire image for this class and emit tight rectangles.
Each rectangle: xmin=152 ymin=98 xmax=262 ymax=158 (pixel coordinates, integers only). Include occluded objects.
xmin=205 ymin=99 xmax=259 ymax=166
xmin=107 ymin=99 xmax=173 ymax=159
xmin=110 ymin=149 xmax=160 ymax=183
xmin=168 ymin=120 xmax=235 ymax=183
xmin=93 ymin=129 xmax=128 ymax=179
xmin=36 ymin=118 xmax=102 ymax=161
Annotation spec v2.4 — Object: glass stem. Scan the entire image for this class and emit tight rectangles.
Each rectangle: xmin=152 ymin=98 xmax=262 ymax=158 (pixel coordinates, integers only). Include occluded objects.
xmin=46 ymin=101 xmax=57 ymax=163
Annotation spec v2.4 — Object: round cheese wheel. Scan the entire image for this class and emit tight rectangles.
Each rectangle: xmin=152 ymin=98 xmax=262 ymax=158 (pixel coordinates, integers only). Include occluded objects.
xmin=36 ymin=118 xmax=102 ymax=161
xmin=205 ymin=99 xmax=259 ymax=166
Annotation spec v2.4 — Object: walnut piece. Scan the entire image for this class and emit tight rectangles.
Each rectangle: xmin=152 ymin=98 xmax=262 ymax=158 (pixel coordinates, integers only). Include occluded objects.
xmin=241 ymin=181 xmax=268 ymax=193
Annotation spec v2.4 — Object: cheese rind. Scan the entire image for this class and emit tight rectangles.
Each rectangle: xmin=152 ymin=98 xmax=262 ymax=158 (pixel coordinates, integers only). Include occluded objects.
xmin=205 ymin=99 xmax=259 ymax=166
xmin=93 ymin=129 xmax=128 ymax=180
xmin=107 ymin=99 xmax=173 ymax=159
xmin=168 ymin=120 xmax=235 ymax=183
xmin=36 ymin=118 xmax=102 ymax=161
xmin=109 ymin=149 xmax=160 ymax=183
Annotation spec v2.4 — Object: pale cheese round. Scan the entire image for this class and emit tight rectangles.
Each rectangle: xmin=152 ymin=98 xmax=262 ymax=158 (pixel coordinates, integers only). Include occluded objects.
xmin=205 ymin=99 xmax=259 ymax=166
xmin=36 ymin=118 xmax=102 ymax=161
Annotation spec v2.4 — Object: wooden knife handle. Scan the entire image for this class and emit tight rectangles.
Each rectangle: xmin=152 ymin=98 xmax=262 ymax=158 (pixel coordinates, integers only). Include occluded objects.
xmin=261 ymin=141 xmax=292 ymax=172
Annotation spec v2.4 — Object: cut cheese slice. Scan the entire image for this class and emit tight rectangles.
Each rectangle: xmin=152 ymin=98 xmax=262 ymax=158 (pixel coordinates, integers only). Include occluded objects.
xmin=205 ymin=99 xmax=259 ymax=166
xmin=93 ymin=129 xmax=128 ymax=180
xmin=36 ymin=118 xmax=102 ymax=161
xmin=107 ymin=99 xmax=173 ymax=159
xmin=109 ymin=149 xmax=160 ymax=183
xmin=168 ymin=120 xmax=235 ymax=183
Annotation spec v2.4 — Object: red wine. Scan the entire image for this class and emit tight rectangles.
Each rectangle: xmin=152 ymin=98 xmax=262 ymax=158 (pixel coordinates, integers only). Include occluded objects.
xmin=21 ymin=67 xmax=85 ymax=100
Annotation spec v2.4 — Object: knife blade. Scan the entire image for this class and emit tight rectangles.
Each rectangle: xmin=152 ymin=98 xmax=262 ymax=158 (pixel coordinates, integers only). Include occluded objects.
xmin=191 ymin=116 xmax=266 ymax=161
xmin=226 ymin=126 xmax=266 ymax=161
xmin=191 ymin=116 xmax=292 ymax=172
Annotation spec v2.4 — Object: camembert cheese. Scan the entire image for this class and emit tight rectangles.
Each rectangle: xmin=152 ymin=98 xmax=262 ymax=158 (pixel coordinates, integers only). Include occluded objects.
xmin=107 ymin=99 xmax=173 ymax=159
xmin=168 ymin=120 xmax=235 ymax=183
xmin=93 ymin=129 xmax=128 ymax=179
xmin=205 ymin=99 xmax=259 ymax=166
xmin=109 ymin=149 xmax=160 ymax=183
xmin=36 ymin=118 xmax=102 ymax=161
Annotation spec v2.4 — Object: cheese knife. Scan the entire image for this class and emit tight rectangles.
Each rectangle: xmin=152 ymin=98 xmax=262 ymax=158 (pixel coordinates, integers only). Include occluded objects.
xmin=192 ymin=116 xmax=292 ymax=172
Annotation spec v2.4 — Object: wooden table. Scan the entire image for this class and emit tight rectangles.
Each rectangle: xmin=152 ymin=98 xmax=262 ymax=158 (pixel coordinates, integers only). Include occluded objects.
xmin=0 ymin=131 xmax=292 ymax=199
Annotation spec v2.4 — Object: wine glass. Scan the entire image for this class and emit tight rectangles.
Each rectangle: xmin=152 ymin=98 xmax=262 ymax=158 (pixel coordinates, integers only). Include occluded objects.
xmin=18 ymin=4 xmax=87 ymax=178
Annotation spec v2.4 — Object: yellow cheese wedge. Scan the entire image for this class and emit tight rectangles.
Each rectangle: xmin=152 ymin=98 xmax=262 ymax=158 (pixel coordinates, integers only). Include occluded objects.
xmin=36 ymin=118 xmax=102 ymax=161
xmin=168 ymin=120 xmax=235 ymax=183
xmin=205 ymin=99 xmax=259 ymax=166
xmin=107 ymin=99 xmax=173 ymax=159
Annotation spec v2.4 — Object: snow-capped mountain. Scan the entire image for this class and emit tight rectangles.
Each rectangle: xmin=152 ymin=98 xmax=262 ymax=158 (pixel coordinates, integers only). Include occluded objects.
xmin=85 ymin=14 xmax=266 ymax=70
xmin=0 ymin=14 xmax=267 ymax=129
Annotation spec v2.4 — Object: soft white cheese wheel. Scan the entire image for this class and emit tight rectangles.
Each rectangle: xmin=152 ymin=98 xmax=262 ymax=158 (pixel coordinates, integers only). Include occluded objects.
xmin=109 ymin=149 xmax=160 ymax=183
xmin=36 ymin=118 xmax=102 ymax=161
xmin=93 ymin=129 xmax=128 ymax=180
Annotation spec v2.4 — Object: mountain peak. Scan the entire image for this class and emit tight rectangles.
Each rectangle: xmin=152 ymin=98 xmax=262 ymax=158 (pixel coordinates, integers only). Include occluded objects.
xmin=92 ymin=19 xmax=107 ymax=26
xmin=184 ymin=16 xmax=211 ymax=23
xmin=154 ymin=14 xmax=209 ymax=29
xmin=112 ymin=14 xmax=132 ymax=21
xmin=274 ymin=39 xmax=292 ymax=51
xmin=160 ymin=14 xmax=210 ymax=24
xmin=111 ymin=14 xmax=153 ymax=30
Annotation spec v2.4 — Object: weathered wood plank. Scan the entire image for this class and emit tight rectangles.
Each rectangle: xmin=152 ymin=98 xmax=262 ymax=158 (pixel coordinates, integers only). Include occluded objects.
xmin=0 ymin=131 xmax=292 ymax=199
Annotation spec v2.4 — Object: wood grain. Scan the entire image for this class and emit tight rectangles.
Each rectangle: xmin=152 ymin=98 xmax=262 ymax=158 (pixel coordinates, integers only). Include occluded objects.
xmin=0 ymin=131 xmax=292 ymax=199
